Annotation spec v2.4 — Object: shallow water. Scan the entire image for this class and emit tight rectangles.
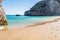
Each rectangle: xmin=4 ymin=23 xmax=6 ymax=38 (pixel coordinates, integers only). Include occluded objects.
xmin=6 ymin=15 xmax=53 ymax=29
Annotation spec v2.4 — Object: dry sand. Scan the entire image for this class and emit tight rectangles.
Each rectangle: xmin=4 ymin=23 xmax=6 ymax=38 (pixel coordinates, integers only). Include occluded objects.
xmin=0 ymin=17 xmax=60 ymax=40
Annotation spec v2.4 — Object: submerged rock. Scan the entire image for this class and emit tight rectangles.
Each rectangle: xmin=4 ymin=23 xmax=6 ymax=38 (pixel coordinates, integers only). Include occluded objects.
xmin=0 ymin=0 xmax=8 ymax=26
xmin=24 ymin=0 xmax=60 ymax=16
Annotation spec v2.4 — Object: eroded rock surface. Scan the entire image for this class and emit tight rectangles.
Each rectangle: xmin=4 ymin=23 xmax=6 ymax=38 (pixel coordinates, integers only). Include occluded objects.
xmin=0 ymin=0 xmax=8 ymax=26
xmin=24 ymin=0 xmax=60 ymax=16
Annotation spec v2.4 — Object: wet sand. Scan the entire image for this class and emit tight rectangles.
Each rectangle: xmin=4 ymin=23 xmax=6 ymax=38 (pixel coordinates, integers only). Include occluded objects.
xmin=0 ymin=17 xmax=60 ymax=40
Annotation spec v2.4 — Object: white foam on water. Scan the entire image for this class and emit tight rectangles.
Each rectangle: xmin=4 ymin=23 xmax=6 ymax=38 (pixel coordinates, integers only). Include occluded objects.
xmin=0 ymin=26 xmax=4 ymax=30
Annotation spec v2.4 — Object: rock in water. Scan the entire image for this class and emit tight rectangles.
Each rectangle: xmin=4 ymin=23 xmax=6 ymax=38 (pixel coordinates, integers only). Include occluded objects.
xmin=0 ymin=0 xmax=8 ymax=26
xmin=24 ymin=0 xmax=60 ymax=16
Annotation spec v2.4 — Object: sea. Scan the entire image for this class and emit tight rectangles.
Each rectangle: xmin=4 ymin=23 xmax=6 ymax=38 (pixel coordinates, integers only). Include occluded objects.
xmin=6 ymin=15 xmax=53 ymax=29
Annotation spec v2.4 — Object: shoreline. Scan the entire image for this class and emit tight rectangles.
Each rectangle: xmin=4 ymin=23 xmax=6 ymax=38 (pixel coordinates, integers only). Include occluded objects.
xmin=26 ymin=17 xmax=60 ymax=27
xmin=0 ymin=16 xmax=60 ymax=40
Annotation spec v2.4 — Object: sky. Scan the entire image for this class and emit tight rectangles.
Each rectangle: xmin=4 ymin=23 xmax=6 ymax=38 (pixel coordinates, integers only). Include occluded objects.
xmin=2 ymin=0 xmax=41 ymax=15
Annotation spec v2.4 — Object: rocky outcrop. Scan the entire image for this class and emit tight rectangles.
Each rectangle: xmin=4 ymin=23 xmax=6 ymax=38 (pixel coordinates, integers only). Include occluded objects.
xmin=0 ymin=0 xmax=8 ymax=26
xmin=24 ymin=0 xmax=60 ymax=16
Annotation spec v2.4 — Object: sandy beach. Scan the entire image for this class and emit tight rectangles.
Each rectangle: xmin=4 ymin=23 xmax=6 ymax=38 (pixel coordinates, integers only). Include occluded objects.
xmin=0 ymin=17 xmax=60 ymax=40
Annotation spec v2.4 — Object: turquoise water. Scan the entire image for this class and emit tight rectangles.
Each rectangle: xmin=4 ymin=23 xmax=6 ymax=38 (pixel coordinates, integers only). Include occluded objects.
xmin=6 ymin=15 xmax=53 ymax=28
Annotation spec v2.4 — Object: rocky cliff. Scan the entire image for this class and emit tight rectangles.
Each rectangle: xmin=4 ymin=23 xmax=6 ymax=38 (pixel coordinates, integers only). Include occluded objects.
xmin=0 ymin=0 xmax=8 ymax=26
xmin=24 ymin=0 xmax=60 ymax=16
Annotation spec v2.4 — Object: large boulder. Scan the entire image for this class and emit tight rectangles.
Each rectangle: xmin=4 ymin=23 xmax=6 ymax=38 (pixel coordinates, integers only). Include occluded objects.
xmin=24 ymin=0 xmax=60 ymax=16
xmin=0 ymin=0 xmax=8 ymax=26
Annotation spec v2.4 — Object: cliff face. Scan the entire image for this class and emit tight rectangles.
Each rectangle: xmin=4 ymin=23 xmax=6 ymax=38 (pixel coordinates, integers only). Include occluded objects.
xmin=24 ymin=0 xmax=60 ymax=16
xmin=0 ymin=0 xmax=8 ymax=26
